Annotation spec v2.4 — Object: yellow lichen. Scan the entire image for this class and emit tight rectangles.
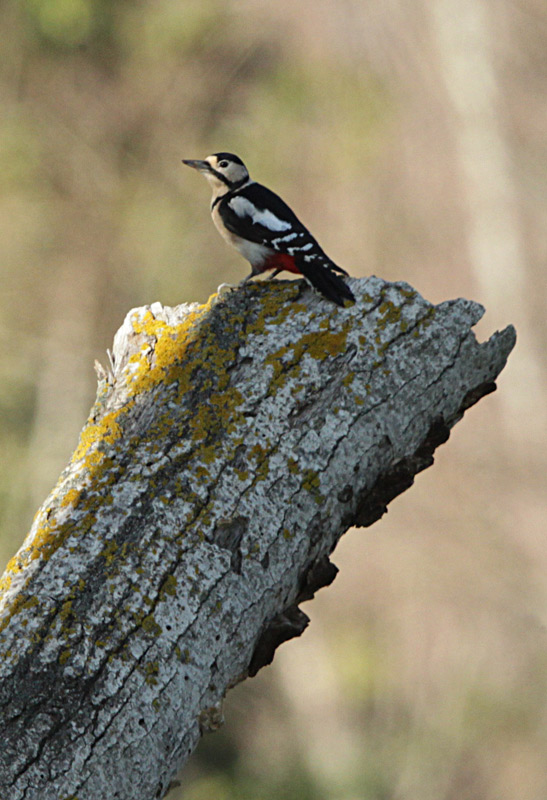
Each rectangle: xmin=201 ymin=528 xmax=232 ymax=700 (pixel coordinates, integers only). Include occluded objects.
xmin=0 ymin=281 xmax=367 ymax=641
xmin=61 ymin=488 xmax=82 ymax=508
xmin=72 ymin=411 xmax=123 ymax=466
xmin=298 ymin=328 xmax=348 ymax=360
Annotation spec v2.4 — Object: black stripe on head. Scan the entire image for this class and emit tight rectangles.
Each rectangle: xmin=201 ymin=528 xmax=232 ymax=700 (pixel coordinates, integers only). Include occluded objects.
xmin=209 ymin=169 xmax=231 ymax=187
xmin=212 ymin=152 xmax=245 ymax=166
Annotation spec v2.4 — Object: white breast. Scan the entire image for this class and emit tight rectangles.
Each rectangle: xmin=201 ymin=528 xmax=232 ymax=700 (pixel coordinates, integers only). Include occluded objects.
xmin=211 ymin=204 xmax=272 ymax=267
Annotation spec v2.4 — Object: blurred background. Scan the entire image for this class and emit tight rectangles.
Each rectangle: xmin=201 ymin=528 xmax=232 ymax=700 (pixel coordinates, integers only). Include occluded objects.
xmin=1 ymin=0 xmax=546 ymax=797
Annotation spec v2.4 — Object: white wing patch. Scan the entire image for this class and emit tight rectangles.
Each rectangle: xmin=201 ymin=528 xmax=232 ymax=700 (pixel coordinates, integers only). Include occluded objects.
xmin=229 ymin=195 xmax=292 ymax=232
xmin=272 ymin=232 xmax=299 ymax=245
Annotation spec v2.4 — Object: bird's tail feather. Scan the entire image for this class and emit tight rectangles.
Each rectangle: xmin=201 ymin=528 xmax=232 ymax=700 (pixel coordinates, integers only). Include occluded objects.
xmin=296 ymin=257 xmax=355 ymax=307
xmin=329 ymin=263 xmax=349 ymax=276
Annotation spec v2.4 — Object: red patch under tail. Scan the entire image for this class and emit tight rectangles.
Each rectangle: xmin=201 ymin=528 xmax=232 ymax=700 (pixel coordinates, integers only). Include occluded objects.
xmin=263 ymin=253 xmax=302 ymax=275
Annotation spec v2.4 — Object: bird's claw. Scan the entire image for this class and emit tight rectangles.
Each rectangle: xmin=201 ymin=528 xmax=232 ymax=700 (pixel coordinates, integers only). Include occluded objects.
xmin=216 ymin=282 xmax=236 ymax=295
xmin=210 ymin=282 xmax=237 ymax=305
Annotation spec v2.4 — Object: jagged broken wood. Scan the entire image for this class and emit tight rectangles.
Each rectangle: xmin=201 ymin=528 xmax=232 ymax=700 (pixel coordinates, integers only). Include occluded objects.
xmin=0 ymin=277 xmax=515 ymax=800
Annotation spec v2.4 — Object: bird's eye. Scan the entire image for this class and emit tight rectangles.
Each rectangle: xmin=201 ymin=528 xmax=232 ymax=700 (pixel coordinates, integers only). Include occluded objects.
xmin=218 ymin=160 xmax=229 ymax=168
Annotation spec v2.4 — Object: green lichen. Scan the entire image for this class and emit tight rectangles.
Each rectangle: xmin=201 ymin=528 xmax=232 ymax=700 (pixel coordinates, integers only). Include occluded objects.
xmin=141 ymin=614 xmax=162 ymax=637
xmin=302 ymin=468 xmax=320 ymax=492
xmin=100 ymin=540 xmax=118 ymax=566
xmin=342 ymin=372 xmax=355 ymax=387
xmin=144 ymin=661 xmax=159 ymax=686
xmin=159 ymin=574 xmax=177 ymax=599
xmin=377 ymin=300 xmax=402 ymax=330
xmin=59 ymin=600 xmax=73 ymax=621
xmin=418 ymin=306 xmax=436 ymax=327
xmin=301 ymin=468 xmax=326 ymax=505
xmin=287 ymin=458 xmax=299 ymax=475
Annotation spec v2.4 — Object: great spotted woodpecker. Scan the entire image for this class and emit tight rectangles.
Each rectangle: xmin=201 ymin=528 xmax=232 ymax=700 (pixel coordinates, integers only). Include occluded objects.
xmin=182 ymin=153 xmax=355 ymax=307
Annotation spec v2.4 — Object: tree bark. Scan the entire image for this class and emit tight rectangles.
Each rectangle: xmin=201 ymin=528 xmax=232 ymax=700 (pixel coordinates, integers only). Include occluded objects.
xmin=0 ymin=277 xmax=515 ymax=800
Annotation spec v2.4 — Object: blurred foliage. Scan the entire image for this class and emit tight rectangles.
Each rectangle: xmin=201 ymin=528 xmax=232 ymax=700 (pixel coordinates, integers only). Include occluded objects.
xmin=1 ymin=0 xmax=547 ymax=798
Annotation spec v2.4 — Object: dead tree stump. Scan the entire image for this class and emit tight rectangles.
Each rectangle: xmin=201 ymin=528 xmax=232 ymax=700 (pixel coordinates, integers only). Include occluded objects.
xmin=0 ymin=277 xmax=515 ymax=800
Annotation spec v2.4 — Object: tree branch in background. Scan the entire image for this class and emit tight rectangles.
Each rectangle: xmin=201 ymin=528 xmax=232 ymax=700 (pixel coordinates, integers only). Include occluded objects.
xmin=0 ymin=277 xmax=515 ymax=800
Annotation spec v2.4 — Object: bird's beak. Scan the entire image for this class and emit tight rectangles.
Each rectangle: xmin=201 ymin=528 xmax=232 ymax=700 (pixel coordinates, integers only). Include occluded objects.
xmin=182 ymin=159 xmax=211 ymax=173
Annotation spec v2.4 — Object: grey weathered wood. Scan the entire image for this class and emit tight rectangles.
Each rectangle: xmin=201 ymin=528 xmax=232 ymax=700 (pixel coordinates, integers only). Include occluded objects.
xmin=0 ymin=277 xmax=515 ymax=800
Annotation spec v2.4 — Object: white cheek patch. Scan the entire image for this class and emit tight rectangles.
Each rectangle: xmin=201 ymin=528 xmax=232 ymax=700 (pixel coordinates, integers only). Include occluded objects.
xmin=229 ymin=196 xmax=292 ymax=231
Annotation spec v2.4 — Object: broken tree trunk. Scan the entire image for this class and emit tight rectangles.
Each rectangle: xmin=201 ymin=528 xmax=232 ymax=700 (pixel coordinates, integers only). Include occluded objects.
xmin=0 ymin=277 xmax=515 ymax=800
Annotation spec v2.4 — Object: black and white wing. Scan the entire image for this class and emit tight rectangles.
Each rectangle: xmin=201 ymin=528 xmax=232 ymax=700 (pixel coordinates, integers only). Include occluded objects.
xmin=219 ymin=183 xmax=348 ymax=274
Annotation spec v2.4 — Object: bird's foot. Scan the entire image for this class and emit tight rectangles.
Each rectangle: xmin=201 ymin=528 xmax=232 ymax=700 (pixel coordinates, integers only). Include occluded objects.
xmin=217 ymin=281 xmax=237 ymax=294
xmin=210 ymin=282 xmax=237 ymax=306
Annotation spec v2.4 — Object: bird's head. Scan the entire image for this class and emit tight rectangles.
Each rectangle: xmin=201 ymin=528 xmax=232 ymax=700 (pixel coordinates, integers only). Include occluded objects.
xmin=182 ymin=153 xmax=249 ymax=192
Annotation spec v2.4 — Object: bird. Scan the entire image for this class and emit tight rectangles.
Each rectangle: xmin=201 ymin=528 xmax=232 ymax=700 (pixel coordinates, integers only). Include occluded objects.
xmin=182 ymin=153 xmax=355 ymax=307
